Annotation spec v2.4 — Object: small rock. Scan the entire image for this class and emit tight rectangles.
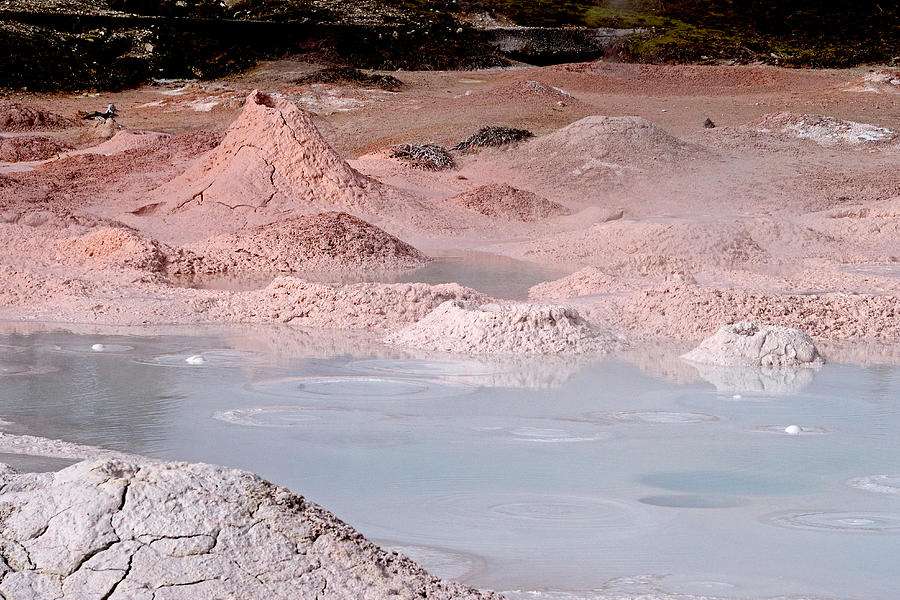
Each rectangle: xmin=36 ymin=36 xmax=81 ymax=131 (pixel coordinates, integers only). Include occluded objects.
xmin=703 ymin=118 xmax=716 ymax=128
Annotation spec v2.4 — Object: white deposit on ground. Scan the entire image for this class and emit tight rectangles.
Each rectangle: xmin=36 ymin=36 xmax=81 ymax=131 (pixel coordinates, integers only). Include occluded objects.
xmin=386 ymin=300 xmax=621 ymax=355
xmin=750 ymin=112 xmax=895 ymax=145
xmin=0 ymin=459 xmax=502 ymax=600
xmin=681 ymin=321 xmax=823 ymax=368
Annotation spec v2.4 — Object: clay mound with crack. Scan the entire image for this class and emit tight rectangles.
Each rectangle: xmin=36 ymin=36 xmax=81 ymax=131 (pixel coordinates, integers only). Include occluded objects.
xmin=150 ymin=91 xmax=417 ymax=236
xmin=0 ymin=136 xmax=72 ymax=162
xmin=190 ymin=211 xmax=427 ymax=274
xmin=0 ymin=458 xmax=504 ymax=600
xmin=386 ymin=299 xmax=622 ymax=355
xmin=0 ymin=101 xmax=76 ymax=132
xmin=448 ymin=184 xmax=571 ymax=222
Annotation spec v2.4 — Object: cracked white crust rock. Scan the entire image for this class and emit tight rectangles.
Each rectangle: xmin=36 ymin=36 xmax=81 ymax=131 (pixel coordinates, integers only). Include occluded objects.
xmin=681 ymin=321 xmax=823 ymax=368
xmin=0 ymin=459 xmax=505 ymax=600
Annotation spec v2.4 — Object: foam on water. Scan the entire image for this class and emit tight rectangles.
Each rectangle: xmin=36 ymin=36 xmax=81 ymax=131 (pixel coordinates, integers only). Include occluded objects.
xmin=762 ymin=510 xmax=900 ymax=534
xmin=848 ymin=474 xmax=900 ymax=495
xmin=247 ymin=376 xmax=475 ymax=401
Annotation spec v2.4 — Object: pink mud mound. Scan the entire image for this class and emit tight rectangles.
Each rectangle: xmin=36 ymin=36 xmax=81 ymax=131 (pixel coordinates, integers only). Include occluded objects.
xmin=80 ymin=130 xmax=171 ymax=156
xmin=449 ymin=184 xmax=571 ymax=222
xmin=745 ymin=112 xmax=895 ymax=145
xmin=0 ymin=136 xmax=72 ymax=162
xmin=469 ymin=79 xmax=584 ymax=109
xmin=223 ymin=279 xmax=488 ymax=330
xmin=623 ymin=286 xmax=900 ymax=341
xmin=386 ymin=300 xmax=621 ymax=355
xmin=155 ymin=91 xmax=391 ymax=224
xmin=55 ymin=227 xmax=170 ymax=273
xmin=530 ymin=266 xmax=636 ymax=300
xmin=191 ymin=212 xmax=427 ymax=274
xmin=522 ymin=115 xmax=702 ymax=166
xmin=0 ymin=102 xmax=75 ymax=131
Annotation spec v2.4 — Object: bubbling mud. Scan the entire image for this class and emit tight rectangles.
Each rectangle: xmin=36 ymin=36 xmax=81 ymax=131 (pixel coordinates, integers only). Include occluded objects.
xmin=848 ymin=474 xmax=900 ymax=495
xmin=213 ymin=406 xmax=385 ymax=428
xmin=604 ymin=411 xmax=720 ymax=424
xmin=472 ymin=418 xmax=611 ymax=444
xmin=246 ymin=375 xmax=476 ymax=401
xmin=762 ymin=510 xmax=900 ymax=534
xmin=349 ymin=358 xmax=510 ymax=379
xmin=136 ymin=349 xmax=262 ymax=367
xmin=753 ymin=424 xmax=830 ymax=435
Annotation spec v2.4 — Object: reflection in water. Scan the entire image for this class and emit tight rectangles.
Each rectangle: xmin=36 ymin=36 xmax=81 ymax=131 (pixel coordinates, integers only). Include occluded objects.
xmin=0 ymin=328 xmax=898 ymax=599
xmin=686 ymin=361 xmax=820 ymax=393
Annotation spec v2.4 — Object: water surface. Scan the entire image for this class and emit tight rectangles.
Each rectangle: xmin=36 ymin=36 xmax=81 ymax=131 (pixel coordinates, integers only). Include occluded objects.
xmin=0 ymin=328 xmax=898 ymax=600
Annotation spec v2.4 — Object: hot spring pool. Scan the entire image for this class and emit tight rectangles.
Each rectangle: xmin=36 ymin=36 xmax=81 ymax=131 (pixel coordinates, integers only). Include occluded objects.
xmin=0 ymin=327 xmax=897 ymax=600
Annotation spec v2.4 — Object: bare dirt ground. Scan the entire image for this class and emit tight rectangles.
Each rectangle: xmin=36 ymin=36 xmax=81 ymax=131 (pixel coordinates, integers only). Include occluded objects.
xmin=1 ymin=60 xmax=898 ymax=360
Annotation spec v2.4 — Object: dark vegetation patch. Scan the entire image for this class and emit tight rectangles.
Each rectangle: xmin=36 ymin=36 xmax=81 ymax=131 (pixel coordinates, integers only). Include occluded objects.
xmin=294 ymin=66 xmax=404 ymax=91
xmin=452 ymin=0 xmax=900 ymax=67
xmin=452 ymin=126 xmax=533 ymax=151
xmin=389 ymin=143 xmax=455 ymax=171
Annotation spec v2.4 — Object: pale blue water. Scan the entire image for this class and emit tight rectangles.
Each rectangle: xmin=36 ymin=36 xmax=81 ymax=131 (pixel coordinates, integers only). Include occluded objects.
xmin=0 ymin=327 xmax=898 ymax=600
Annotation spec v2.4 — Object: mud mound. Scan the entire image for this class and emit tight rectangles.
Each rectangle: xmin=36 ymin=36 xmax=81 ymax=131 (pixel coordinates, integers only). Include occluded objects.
xmin=0 ymin=101 xmax=75 ymax=132
xmin=386 ymin=300 xmax=620 ymax=355
xmin=526 ymin=115 xmax=702 ymax=165
xmin=191 ymin=212 xmax=427 ymax=274
xmin=623 ymin=287 xmax=900 ymax=341
xmin=471 ymin=79 xmax=582 ymax=110
xmin=56 ymin=227 xmax=171 ymax=273
xmin=500 ymin=116 xmax=706 ymax=192
xmin=683 ymin=322 xmax=823 ymax=367
xmin=79 ymin=130 xmax=170 ymax=156
xmin=530 ymin=266 xmax=631 ymax=300
xmin=0 ymin=459 xmax=501 ymax=600
xmin=499 ymin=219 xmax=769 ymax=271
xmin=225 ymin=279 xmax=488 ymax=330
xmin=153 ymin=91 xmax=397 ymax=229
xmin=746 ymin=112 xmax=895 ymax=145
xmin=0 ymin=136 xmax=72 ymax=162
xmin=449 ymin=184 xmax=571 ymax=222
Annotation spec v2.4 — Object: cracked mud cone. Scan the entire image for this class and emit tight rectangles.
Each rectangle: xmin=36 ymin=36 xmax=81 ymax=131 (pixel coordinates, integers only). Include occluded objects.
xmin=151 ymin=90 xmax=391 ymax=231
